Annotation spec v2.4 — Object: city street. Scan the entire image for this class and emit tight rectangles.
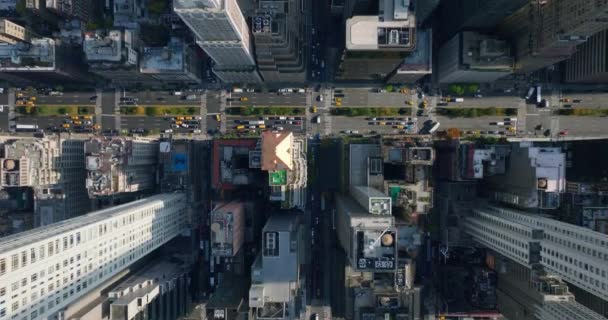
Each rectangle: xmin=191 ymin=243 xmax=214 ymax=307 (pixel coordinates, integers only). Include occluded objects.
xmin=2 ymin=87 xmax=608 ymax=139
xmin=228 ymin=91 xmax=308 ymax=107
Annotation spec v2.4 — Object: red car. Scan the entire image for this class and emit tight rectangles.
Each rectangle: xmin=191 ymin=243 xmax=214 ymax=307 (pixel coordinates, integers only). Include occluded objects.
xmin=559 ymin=130 xmax=568 ymax=136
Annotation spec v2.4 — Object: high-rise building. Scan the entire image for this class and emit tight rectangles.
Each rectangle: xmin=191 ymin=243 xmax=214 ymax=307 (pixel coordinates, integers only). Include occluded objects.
xmin=485 ymin=143 xmax=565 ymax=209
xmin=84 ymin=30 xmax=152 ymax=84
xmin=386 ymin=28 xmax=433 ymax=84
xmin=414 ymin=0 xmax=439 ymax=26
xmin=0 ymin=138 xmax=89 ymax=226
xmin=0 ymin=19 xmax=30 ymax=44
xmin=139 ymin=37 xmax=203 ymax=84
xmin=563 ymin=30 xmax=608 ymax=83
xmin=438 ymin=31 xmax=514 ymax=83
xmin=0 ymin=193 xmax=188 ymax=320
xmin=336 ymin=195 xmax=397 ymax=273
xmin=466 ymin=205 xmax=608 ymax=308
xmin=251 ymin=0 xmax=306 ymax=83
xmin=174 ymin=0 xmax=262 ymax=83
xmin=45 ymin=0 xmax=94 ymax=22
xmin=499 ymin=0 xmax=608 ymax=72
xmin=438 ymin=0 xmax=528 ymax=41
xmin=84 ymin=137 xmax=159 ymax=197
xmin=337 ymin=0 xmax=417 ymax=82
xmin=0 ymin=37 xmax=88 ymax=84
xmin=249 ymin=213 xmax=305 ymax=319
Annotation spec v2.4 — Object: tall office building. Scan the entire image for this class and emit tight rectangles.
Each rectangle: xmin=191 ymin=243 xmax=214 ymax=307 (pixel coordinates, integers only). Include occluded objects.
xmin=465 ymin=205 xmax=608 ymax=315
xmin=438 ymin=0 xmax=528 ymax=41
xmin=437 ymin=31 xmax=514 ymax=83
xmin=337 ymin=0 xmax=417 ymax=82
xmin=174 ymin=0 xmax=262 ymax=83
xmin=249 ymin=213 xmax=305 ymax=319
xmin=485 ymin=143 xmax=565 ymax=210
xmin=499 ymin=0 xmax=608 ymax=72
xmin=84 ymin=137 xmax=159 ymax=197
xmin=563 ymin=30 xmax=608 ymax=83
xmin=0 ymin=193 xmax=188 ymax=320
xmin=251 ymin=0 xmax=306 ymax=83
xmin=0 ymin=138 xmax=89 ymax=226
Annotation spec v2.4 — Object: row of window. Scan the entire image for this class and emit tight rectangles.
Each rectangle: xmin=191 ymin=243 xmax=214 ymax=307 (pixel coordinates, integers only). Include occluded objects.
xmin=0 ymin=196 xmax=186 ymax=320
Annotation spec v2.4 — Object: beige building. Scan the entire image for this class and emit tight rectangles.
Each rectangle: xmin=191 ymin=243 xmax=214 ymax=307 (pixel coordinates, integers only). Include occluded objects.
xmin=499 ymin=0 xmax=608 ymax=72
xmin=259 ymin=131 xmax=306 ymax=209
xmin=0 ymin=19 xmax=29 ymax=44
xmin=261 ymin=132 xmax=293 ymax=171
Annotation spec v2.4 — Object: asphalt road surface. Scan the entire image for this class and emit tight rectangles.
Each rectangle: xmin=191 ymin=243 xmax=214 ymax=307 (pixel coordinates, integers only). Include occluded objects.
xmin=34 ymin=92 xmax=96 ymax=106
xmin=229 ymin=92 xmax=308 ymax=107
xmin=120 ymin=90 xmax=203 ymax=106
xmin=338 ymin=88 xmax=410 ymax=107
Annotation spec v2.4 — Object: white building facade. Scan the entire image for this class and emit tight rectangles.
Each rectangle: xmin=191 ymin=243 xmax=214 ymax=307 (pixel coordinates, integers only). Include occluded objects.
xmin=0 ymin=193 xmax=187 ymax=320
xmin=466 ymin=205 xmax=608 ymax=302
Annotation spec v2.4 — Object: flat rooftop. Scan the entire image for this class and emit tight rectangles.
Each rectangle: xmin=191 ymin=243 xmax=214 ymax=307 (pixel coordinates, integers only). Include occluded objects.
xmin=84 ymin=30 xmax=123 ymax=62
xmin=460 ymin=32 xmax=513 ymax=70
xmin=0 ymin=38 xmax=56 ymax=70
xmin=140 ymin=38 xmax=186 ymax=73
xmin=346 ymin=16 xmax=415 ymax=50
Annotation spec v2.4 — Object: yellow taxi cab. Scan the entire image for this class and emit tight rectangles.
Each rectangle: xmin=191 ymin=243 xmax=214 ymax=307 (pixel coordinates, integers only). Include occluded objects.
xmin=184 ymin=116 xmax=193 ymax=120
xmin=507 ymin=126 xmax=516 ymax=133
xmin=81 ymin=115 xmax=92 ymax=120
xmin=335 ymin=97 xmax=342 ymax=102
xmin=29 ymin=96 xmax=36 ymax=101
xmin=215 ymin=114 xmax=221 ymax=121
xmin=379 ymin=121 xmax=386 ymax=126
xmin=396 ymin=125 xmax=405 ymax=129
xmin=335 ymin=102 xmax=342 ymax=106
xmin=16 ymin=92 xmax=24 ymax=98
xmin=26 ymin=101 xmax=34 ymax=107
xmin=71 ymin=116 xmax=79 ymax=120
xmin=405 ymin=100 xmax=413 ymax=105
xmin=74 ymin=120 xmax=82 ymax=125
xmin=176 ymin=116 xmax=184 ymax=121
xmin=175 ymin=121 xmax=183 ymax=125
xmin=16 ymin=100 xmax=25 ymax=106
xmin=312 ymin=106 xmax=317 ymax=113
xmin=62 ymin=123 xmax=70 ymax=128
xmin=258 ymin=124 xmax=266 ymax=129
xmin=240 ymin=97 xmax=248 ymax=102
xmin=422 ymin=101 xmax=428 ymax=108
xmin=236 ymin=125 xmax=245 ymax=130
xmin=93 ymin=124 xmax=101 ymax=130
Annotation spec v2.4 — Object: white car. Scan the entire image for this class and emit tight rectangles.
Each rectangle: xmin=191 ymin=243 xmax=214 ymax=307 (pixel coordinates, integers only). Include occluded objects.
xmin=191 ymin=129 xmax=202 ymax=134
xmin=246 ymin=89 xmax=256 ymax=93
xmin=181 ymin=123 xmax=189 ymax=128
xmin=318 ymin=95 xmax=323 ymax=102
xmin=164 ymin=129 xmax=173 ymax=133
xmin=276 ymin=126 xmax=284 ymax=131
xmin=194 ymin=116 xmax=203 ymax=120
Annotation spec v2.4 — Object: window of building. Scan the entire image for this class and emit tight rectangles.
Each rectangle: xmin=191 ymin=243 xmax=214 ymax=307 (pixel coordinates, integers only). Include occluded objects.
xmin=11 ymin=254 xmax=18 ymax=271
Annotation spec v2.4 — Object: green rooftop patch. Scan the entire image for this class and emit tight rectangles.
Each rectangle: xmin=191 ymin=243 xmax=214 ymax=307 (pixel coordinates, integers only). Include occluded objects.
xmin=269 ymin=170 xmax=287 ymax=186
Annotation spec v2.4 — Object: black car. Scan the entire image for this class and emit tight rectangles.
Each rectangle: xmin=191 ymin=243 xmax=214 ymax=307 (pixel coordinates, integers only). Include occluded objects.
xmin=89 ymin=95 xmax=97 ymax=101
xmin=157 ymin=97 xmax=166 ymax=101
